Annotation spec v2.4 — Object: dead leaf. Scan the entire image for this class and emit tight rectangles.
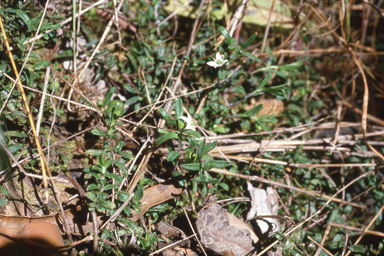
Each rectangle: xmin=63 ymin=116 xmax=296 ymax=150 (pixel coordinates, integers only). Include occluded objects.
xmin=246 ymin=98 xmax=284 ymax=117
xmin=0 ymin=222 xmax=65 ymax=256
xmin=158 ymin=221 xmax=186 ymax=240
xmin=0 ymin=206 xmax=97 ymax=235
xmin=196 ymin=203 xmax=258 ymax=256
xmin=130 ymin=184 xmax=182 ymax=222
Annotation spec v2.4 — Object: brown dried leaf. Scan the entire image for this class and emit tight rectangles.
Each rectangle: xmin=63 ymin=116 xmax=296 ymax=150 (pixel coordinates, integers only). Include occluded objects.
xmin=130 ymin=184 xmax=183 ymax=222
xmin=246 ymin=98 xmax=284 ymax=117
xmin=0 ymin=223 xmax=65 ymax=256
xmin=0 ymin=206 xmax=97 ymax=235
xmin=196 ymin=203 xmax=258 ymax=256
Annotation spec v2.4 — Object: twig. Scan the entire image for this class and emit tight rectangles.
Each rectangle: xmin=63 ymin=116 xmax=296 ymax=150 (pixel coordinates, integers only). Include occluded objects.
xmin=183 ymin=208 xmax=207 ymax=256
xmin=308 ymin=236 xmax=334 ymax=256
xmin=208 ymin=168 xmax=366 ymax=208
xmin=0 ymin=2 xmax=51 ymax=202
xmin=36 ymin=67 xmax=51 ymax=136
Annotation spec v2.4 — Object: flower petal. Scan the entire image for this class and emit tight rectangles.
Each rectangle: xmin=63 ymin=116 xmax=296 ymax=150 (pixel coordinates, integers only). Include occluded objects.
xmin=215 ymin=52 xmax=222 ymax=60
xmin=207 ymin=61 xmax=218 ymax=68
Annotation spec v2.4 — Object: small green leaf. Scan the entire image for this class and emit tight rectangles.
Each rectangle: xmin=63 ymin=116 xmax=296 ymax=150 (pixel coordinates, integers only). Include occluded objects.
xmin=86 ymin=191 xmax=97 ymax=202
xmin=182 ymin=163 xmax=201 ymax=171
xmin=218 ymin=183 xmax=229 ymax=191
xmin=102 ymin=87 xmax=117 ymax=108
xmin=86 ymin=149 xmax=104 ymax=156
xmin=16 ymin=9 xmax=31 ymax=30
xmin=175 ymin=98 xmax=183 ymax=119
xmin=231 ymin=85 xmax=246 ymax=95
xmin=157 ymin=108 xmax=172 ymax=124
xmin=33 ymin=59 xmax=50 ymax=70
xmin=155 ymin=132 xmax=179 ymax=145
xmin=203 ymin=140 xmax=218 ymax=156
xmin=103 ymin=184 xmax=119 ymax=191
xmin=282 ymin=238 xmax=295 ymax=255
xmin=126 ymin=52 xmax=138 ymax=71
xmin=172 ymin=171 xmax=187 ymax=186
xmin=91 ymin=128 xmax=106 ymax=138
xmin=218 ymin=26 xmax=231 ymax=45
xmin=0 ymin=186 xmax=9 ymax=197
xmin=4 ymin=131 xmax=28 ymax=138
xmin=117 ymin=191 xmax=130 ymax=202
xmin=183 ymin=130 xmax=201 ymax=138
xmin=241 ymin=33 xmax=257 ymax=49
xmin=87 ymin=184 xmax=100 ymax=190
xmin=0 ymin=198 xmax=8 ymax=206
xmin=209 ymin=160 xmax=232 ymax=169
xmin=241 ymin=52 xmax=261 ymax=63
xmin=236 ymin=104 xmax=263 ymax=118
xmin=197 ymin=139 xmax=206 ymax=159
xmin=101 ymin=201 xmax=116 ymax=210
xmin=167 ymin=151 xmax=181 ymax=162
xmin=349 ymin=244 xmax=366 ymax=253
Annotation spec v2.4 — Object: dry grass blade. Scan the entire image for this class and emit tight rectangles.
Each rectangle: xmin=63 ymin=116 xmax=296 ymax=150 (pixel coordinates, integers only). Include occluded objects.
xmin=0 ymin=8 xmax=50 ymax=202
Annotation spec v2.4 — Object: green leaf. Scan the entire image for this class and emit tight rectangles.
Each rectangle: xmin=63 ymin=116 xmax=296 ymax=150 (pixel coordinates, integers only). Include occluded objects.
xmin=167 ymin=151 xmax=181 ymax=162
xmin=282 ymin=238 xmax=295 ymax=255
xmin=182 ymin=163 xmax=201 ymax=171
xmin=241 ymin=52 xmax=261 ymax=63
xmin=117 ymin=191 xmax=130 ymax=202
xmin=157 ymin=108 xmax=172 ymax=124
xmin=241 ymin=33 xmax=257 ymax=49
xmin=4 ymin=131 xmax=28 ymax=138
xmin=33 ymin=59 xmax=51 ymax=70
xmin=103 ymin=184 xmax=119 ymax=191
xmin=258 ymin=72 xmax=272 ymax=90
xmin=101 ymin=201 xmax=116 ymax=210
xmin=0 ymin=198 xmax=8 ymax=206
xmin=113 ymin=160 xmax=128 ymax=175
xmin=91 ymin=128 xmax=106 ymax=138
xmin=230 ymin=85 xmax=246 ymax=95
xmin=0 ymin=186 xmax=9 ymax=197
xmin=218 ymin=183 xmax=229 ymax=191
xmin=202 ymin=140 xmax=218 ymax=156
xmin=86 ymin=149 xmax=104 ymax=156
xmin=349 ymin=244 xmax=366 ymax=253
xmin=218 ymin=26 xmax=231 ymax=45
xmin=126 ymin=52 xmax=137 ymax=71
xmin=133 ymin=187 xmax=144 ymax=202
xmin=197 ymin=139 xmax=206 ymax=159
xmin=183 ymin=130 xmax=201 ymax=138
xmin=16 ymin=9 xmax=32 ymax=30
xmin=87 ymin=184 xmax=100 ymax=190
xmin=102 ymin=87 xmax=117 ymax=109
xmin=155 ymin=132 xmax=179 ymax=145
xmin=86 ymin=191 xmax=97 ymax=202
xmin=175 ymin=98 xmax=183 ymax=119
xmin=236 ymin=104 xmax=263 ymax=118
xmin=172 ymin=171 xmax=187 ymax=186
xmin=208 ymin=160 xmax=232 ymax=169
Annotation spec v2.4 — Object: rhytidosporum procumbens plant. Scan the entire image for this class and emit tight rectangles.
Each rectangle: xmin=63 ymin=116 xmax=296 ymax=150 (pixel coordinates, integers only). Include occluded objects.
xmin=156 ymin=98 xmax=232 ymax=196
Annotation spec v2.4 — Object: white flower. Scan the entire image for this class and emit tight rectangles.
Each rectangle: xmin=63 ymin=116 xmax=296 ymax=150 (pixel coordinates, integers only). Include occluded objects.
xmin=179 ymin=114 xmax=197 ymax=131
xmin=207 ymin=52 xmax=228 ymax=68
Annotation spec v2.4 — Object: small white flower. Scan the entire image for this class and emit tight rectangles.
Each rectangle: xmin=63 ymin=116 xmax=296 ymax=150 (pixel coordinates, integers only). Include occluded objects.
xmin=207 ymin=52 xmax=228 ymax=68
xmin=179 ymin=114 xmax=197 ymax=131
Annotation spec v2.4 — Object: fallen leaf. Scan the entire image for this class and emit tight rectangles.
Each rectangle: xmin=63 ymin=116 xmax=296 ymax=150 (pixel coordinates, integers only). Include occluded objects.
xmin=196 ymin=203 xmax=258 ymax=256
xmin=0 ymin=222 xmax=65 ymax=256
xmin=130 ymin=184 xmax=182 ymax=222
